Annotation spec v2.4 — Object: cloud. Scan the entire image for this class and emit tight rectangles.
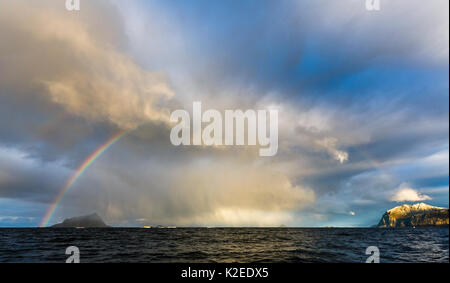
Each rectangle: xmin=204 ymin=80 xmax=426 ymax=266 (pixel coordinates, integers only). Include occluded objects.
xmin=390 ymin=183 xmax=432 ymax=202
xmin=315 ymin=137 xmax=349 ymax=163
xmin=0 ymin=0 xmax=175 ymax=130
xmin=69 ymin=156 xmax=317 ymax=226
xmin=0 ymin=216 xmax=34 ymax=222
xmin=0 ymin=0 xmax=448 ymax=227
xmin=0 ymin=146 xmax=67 ymax=202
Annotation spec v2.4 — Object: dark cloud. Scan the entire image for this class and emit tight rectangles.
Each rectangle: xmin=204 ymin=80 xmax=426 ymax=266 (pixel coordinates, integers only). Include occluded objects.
xmin=0 ymin=0 xmax=448 ymax=226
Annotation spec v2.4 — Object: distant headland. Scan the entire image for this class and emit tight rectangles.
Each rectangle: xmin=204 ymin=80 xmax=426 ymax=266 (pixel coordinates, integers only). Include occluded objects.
xmin=377 ymin=203 xmax=449 ymax=228
xmin=51 ymin=213 xmax=110 ymax=228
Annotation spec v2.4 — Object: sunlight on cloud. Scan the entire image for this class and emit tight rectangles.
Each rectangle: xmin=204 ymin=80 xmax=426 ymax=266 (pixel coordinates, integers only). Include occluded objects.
xmin=0 ymin=0 xmax=174 ymax=129
xmin=196 ymin=208 xmax=295 ymax=227
xmin=315 ymin=137 xmax=348 ymax=163
xmin=78 ymin=158 xmax=316 ymax=227
xmin=390 ymin=183 xmax=432 ymax=202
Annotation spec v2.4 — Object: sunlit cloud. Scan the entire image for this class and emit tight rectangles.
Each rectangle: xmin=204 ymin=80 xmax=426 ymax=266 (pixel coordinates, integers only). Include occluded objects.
xmin=0 ymin=0 xmax=175 ymax=130
xmin=390 ymin=183 xmax=432 ymax=203
xmin=0 ymin=0 xmax=448 ymax=227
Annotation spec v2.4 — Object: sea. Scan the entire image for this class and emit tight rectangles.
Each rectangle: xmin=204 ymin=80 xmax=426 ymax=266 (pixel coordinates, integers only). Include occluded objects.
xmin=0 ymin=227 xmax=448 ymax=263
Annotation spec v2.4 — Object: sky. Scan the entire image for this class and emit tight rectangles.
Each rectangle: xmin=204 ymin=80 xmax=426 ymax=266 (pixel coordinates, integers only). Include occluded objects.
xmin=0 ymin=0 xmax=448 ymax=227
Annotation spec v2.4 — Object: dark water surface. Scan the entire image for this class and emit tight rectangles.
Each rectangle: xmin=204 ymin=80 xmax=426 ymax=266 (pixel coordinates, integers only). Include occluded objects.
xmin=0 ymin=227 xmax=448 ymax=263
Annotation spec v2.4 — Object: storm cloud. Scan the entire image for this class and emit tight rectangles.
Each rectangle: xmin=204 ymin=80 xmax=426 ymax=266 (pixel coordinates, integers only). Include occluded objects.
xmin=0 ymin=0 xmax=448 ymax=227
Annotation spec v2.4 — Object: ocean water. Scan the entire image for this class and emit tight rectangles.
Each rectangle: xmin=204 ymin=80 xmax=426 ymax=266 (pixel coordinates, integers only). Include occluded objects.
xmin=0 ymin=227 xmax=448 ymax=263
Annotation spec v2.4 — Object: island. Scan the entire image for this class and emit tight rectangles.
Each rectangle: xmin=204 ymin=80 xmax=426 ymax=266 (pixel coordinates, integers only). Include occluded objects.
xmin=377 ymin=203 xmax=449 ymax=228
xmin=51 ymin=213 xmax=110 ymax=228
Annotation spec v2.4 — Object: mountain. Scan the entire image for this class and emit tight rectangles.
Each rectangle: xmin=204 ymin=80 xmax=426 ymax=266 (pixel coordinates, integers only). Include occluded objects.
xmin=51 ymin=213 xmax=110 ymax=228
xmin=377 ymin=203 xmax=449 ymax=228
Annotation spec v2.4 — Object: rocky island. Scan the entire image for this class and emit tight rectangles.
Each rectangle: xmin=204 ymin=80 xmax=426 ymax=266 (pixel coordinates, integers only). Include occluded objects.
xmin=51 ymin=213 xmax=110 ymax=228
xmin=377 ymin=203 xmax=449 ymax=228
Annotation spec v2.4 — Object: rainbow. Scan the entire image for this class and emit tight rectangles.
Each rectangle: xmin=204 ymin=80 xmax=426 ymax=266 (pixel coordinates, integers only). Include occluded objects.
xmin=40 ymin=130 xmax=129 ymax=227
xmin=39 ymin=124 xmax=387 ymax=227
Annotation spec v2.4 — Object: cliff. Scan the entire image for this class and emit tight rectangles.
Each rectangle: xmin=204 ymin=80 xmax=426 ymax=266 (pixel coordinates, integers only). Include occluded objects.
xmin=377 ymin=203 xmax=449 ymax=228
xmin=51 ymin=213 xmax=110 ymax=228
